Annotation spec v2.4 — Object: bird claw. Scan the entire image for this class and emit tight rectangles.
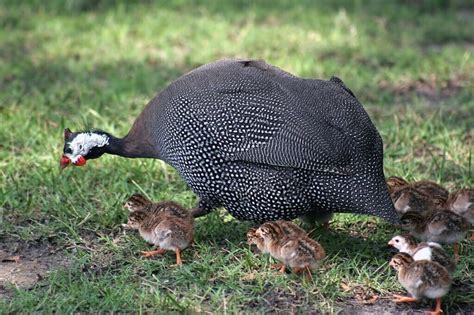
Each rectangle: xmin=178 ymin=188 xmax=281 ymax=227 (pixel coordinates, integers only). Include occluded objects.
xmin=391 ymin=295 xmax=417 ymax=303
xmin=270 ymin=263 xmax=284 ymax=270
xmin=271 ymin=263 xmax=286 ymax=273
xmin=141 ymin=249 xmax=166 ymax=257
xmin=169 ymin=263 xmax=183 ymax=268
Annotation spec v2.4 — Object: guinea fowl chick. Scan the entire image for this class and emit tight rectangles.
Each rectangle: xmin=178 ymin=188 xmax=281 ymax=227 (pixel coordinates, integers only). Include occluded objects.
xmin=446 ymin=189 xmax=474 ymax=240
xmin=386 ymin=176 xmax=409 ymax=195
xmin=400 ymin=210 xmax=468 ymax=261
xmin=411 ymin=181 xmax=449 ymax=205
xmin=389 ymin=252 xmax=451 ymax=315
xmin=123 ymin=194 xmax=194 ymax=265
xmin=247 ymin=228 xmax=265 ymax=253
xmin=247 ymin=220 xmax=307 ymax=256
xmin=391 ymin=185 xmax=447 ymax=217
xmin=388 ymin=235 xmax=455 ymax=274
xmin=254 ymin=221 xmax=325 ymax=279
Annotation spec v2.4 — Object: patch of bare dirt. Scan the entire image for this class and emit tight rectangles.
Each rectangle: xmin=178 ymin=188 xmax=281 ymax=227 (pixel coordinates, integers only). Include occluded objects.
xmin=245 ymin=285 xmax=319 ymax=314
xmin=338 ymin=297 xmax=474 ymax=315
xmin=0 ymin=237 xmax=70 ymax=300
xmin=378 ymin=70 xmax=472 ymax=102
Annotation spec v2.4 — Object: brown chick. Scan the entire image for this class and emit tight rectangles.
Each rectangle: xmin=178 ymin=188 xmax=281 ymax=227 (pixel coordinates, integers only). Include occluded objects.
xmin=388 ymin=235 xmax=456 ymax=274
xmin=254 ymin=221 xmax=325 ymax=279
xmin=247 ymin=220 xmax=307 ymax=270
xmin=411 ymin=181 xmax=449 ymax=205
xmin=123 ymin=194 xmax=194 ymax=265
xmin=247 ymin=228 xmax=265 ymax=253
xmin=400 ymin=210 xmax=468 ymax=261
xmin=389 ymin=252 xmax=451 ymax=315
xmin=386 ymin=176 xmax=409 ymax=195
xmin=446 ymin=189 xmax=474 ymax=240
xmin=391 ymin=186 xmax=439 ymax=217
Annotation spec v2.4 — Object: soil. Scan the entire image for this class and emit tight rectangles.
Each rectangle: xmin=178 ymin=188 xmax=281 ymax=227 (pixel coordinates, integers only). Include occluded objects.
xmin=1 ymin=234 xmax=472 ymax=314
xmin=337 ymin=298 xmax=474 ymax=315
xmin=0 ymin=237 xmax=70 ymax=300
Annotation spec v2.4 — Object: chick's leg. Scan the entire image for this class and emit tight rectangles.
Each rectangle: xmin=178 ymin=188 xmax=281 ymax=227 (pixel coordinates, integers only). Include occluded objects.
xmin=296 ymin=266 xmax=314 ymax=282
xmin=271 ymin=263 xmax=286 ymax=273
xmin=190 ymin=199 xmax=215 ymax=218
xmin=427 ymin=298 xmax=443 ymax=315
xmin=392 ymin=295 xmax=418 ymax=303
xmin=453 ymin=243 xmax=460 ymax=262
xmin=141 ymin=248 xmax=166 ymax=257
xmin=175 ymin=248 xmax=183 ymax=265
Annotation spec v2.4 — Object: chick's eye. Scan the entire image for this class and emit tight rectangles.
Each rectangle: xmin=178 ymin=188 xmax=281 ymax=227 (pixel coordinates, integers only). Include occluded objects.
xmin=395 ymin=239 xmax=399 ymax=243
xmin=79 ymin=144 xmax=83 ymax=150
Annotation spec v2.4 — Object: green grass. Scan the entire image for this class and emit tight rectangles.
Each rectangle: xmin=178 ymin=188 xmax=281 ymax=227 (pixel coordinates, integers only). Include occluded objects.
xmin=1 ymin=0 xmax=473 ymax=313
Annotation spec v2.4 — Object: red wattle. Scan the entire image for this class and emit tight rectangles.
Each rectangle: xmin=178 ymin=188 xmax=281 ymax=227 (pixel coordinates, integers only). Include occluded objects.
xmin=75 ymin=156 xmax=87 ymax=166
xmin=60 ymin=155 xmax=71 ymax=169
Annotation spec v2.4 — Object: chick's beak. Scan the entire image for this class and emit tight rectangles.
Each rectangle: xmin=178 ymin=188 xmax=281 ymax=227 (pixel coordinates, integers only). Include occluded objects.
xmin=60 ymin=155 xmax=71 ymax=170
xmin=388 ymin=240 xmax=394 ymax=246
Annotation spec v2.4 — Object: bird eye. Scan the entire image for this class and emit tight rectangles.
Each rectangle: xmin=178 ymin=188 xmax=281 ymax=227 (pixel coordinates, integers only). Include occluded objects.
xmin=65 ymin=148 xmax=72 ymax=154
xmin=395 ymin=239 xmax=399 ymax=243
xmin=79 ymin=144 xmax=83 ymax=150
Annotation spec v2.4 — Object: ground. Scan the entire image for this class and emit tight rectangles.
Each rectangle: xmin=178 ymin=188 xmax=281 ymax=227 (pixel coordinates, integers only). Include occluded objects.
xmin=1 ymin=0 xmax=473 ymax=313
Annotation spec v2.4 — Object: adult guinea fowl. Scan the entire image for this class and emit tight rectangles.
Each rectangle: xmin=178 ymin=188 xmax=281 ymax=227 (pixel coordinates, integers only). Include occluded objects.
xmin=60 ymin=59 xmax=399 ymax=224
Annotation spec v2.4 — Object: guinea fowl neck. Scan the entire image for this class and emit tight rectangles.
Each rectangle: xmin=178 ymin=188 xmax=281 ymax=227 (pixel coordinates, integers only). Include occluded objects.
xmin=104 ymin=133 xmax=156 ymax=158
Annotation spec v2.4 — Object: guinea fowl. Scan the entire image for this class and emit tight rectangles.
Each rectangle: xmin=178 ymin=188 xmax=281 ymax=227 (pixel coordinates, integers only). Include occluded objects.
xmin=388 ymin=235 xmax=456 ymax=274
xmin=400 ymin=210 xmax=468 ymax=261
xmin=446 ymin=189 xmax=474 ymax=240
xmin=386 ymin=176 xmax=409 ymax=195
xmin=123 ymin=194 xmax=194 ymax=265
xmin=391 ymin=186 xmax=442 ymax=217
xmin=411 ymin=181 xmax=449 ymax=205
xmin=386 ymin=177 xmax=447 ymax=217
xmin=389 ymin=252 xmax=451 ymax=315
xmin=249 ymin=221 xmax=326 ymax=279
xmin=60 ymin=59 xmax=399 ymax=224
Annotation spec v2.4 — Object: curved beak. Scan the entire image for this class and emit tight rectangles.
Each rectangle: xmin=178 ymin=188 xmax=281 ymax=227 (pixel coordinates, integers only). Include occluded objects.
xmin=60 ymin=155 xmax=71 ymax=170
xmin=388 ymin=240 xmax=395 ymax=246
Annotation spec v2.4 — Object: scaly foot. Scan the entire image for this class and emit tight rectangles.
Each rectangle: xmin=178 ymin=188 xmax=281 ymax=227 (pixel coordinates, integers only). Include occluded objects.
xmin=141 ymin=248 xmax=166 ymax=257
xmin=175 ymin=248 xmax=183 ymax=266
xmin=271 ymin=263 xmax=286 ymax=273
xmin=453 ymin=243 xmax=460 ymax=262
xmin=392 ymin=295 xmax=418 ymax=303
xmin=426 ymin=297 xmax=443 ymax=315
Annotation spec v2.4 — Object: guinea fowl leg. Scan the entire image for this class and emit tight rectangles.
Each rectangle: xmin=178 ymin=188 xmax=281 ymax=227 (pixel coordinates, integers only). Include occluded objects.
xmin=190 ymin=199 xmax=215 ymax=218
xmin=141 ymin=248 xmax=166 ymax=257
xmin=291 ymin=266 xmax=313 ymax=281
xmin=271 ymin=263 xmax=286 ymax=273
xmin=175 ymin=249 xmax=183 ymax=266
xmin=453 ymin=243 xmax=460 ymax=262
xmin=427 ymin=298 xmax=442 ymax=315
xmin=392 ymin=295 xmax=418 ymax=303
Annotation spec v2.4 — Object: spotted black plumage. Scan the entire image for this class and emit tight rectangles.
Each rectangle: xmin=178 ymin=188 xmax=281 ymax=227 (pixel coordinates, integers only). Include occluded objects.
xmin=63 ymin=59 xmax=399 ymax=224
